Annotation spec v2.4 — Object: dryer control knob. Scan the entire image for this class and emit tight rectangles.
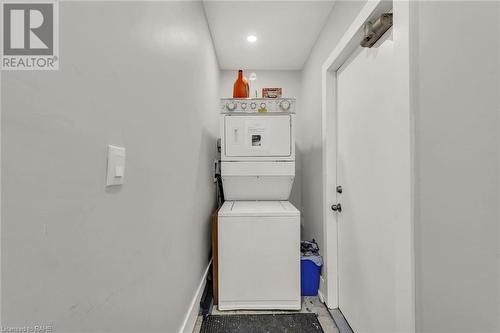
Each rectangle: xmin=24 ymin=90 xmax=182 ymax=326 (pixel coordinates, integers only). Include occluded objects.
xmin=260 ymin=102 xmax=266 ymax=109
xmin=241 ymin=102 xmax=247 ymax=109
xmin=250 ymin=102 xmax=257 ymax=109
xmin=226 ymin=102 xmax=237 ymax=111
xmin=279 ymin=99 xmax=291 ymax=111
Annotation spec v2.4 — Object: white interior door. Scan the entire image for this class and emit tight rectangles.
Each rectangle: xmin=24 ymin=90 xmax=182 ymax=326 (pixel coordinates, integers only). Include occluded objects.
xmin=336 ymin=29 xmax=411 ymax=332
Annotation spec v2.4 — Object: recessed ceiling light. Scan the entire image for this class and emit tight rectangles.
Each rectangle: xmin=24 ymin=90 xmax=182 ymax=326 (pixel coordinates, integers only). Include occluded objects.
xmin=247 ymin=35 xmax=257 ymax=43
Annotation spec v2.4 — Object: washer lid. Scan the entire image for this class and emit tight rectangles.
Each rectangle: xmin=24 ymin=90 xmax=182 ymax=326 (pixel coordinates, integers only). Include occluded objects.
xmin=219 ymin=201 xmax=299 ymax=217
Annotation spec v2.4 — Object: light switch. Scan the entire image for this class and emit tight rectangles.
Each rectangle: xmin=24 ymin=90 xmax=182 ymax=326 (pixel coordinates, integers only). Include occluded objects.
xmin=106 ymin=145 xmax=126 ymax=186
xmin=115 ymin=166 xmax=124 ymax=177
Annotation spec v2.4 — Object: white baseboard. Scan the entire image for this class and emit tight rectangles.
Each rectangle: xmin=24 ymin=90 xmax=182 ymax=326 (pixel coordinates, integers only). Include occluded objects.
xmin=179 ymin=260 xmax=211 ymax=333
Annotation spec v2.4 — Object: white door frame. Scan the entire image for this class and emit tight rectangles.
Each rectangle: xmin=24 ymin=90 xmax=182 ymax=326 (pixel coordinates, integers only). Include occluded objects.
xmin=320 ymin=1 xmax=415 ymax=331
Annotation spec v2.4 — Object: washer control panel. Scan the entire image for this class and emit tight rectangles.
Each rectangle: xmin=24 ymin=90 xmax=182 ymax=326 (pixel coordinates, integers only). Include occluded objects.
xmin=221 ymin=98 xmax=296 ymax=113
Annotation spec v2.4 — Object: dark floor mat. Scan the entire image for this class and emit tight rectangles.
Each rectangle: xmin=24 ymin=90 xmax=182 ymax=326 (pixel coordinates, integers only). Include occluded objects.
xmin=200 ymin=313 xmax=324 ymax=333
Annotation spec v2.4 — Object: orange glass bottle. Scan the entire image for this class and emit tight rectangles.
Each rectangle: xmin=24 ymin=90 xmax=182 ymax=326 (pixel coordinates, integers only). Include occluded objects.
xmin=233 ymin=70 xmax=249 ymax=98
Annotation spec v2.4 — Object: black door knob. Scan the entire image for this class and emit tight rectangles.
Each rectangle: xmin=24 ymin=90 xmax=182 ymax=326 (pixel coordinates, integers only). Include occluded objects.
xmin=331 ymin=203 xmax=342 ymax=212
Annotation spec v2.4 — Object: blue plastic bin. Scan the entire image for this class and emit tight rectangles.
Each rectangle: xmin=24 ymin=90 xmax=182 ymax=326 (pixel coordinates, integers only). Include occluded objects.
xmin=300 ymin=256 xmax=322 ymax=296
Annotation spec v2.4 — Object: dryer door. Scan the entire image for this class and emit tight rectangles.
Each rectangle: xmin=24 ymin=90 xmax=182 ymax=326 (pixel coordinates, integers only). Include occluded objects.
xmin=224 ymin=115 xmax=291 ymax=157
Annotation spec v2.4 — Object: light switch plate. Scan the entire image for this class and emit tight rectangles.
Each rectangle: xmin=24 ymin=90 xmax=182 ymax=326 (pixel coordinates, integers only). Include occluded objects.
xmin=106 ymin=145 xmax=126 ymax=186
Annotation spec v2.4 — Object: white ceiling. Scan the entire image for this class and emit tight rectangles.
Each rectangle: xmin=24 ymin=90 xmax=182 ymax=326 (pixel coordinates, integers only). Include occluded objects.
xmin=203 ymin=1 xmax=336 ymax=70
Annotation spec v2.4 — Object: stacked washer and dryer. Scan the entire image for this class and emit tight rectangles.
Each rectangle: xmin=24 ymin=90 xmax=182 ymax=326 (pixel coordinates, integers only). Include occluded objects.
xmin=217 ymin=98 xmax=300 ymax=311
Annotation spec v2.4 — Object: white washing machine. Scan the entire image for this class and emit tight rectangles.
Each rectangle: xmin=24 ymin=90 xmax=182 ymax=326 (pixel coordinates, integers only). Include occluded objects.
xmin=218 ymin=201 xmax=300 ymax=310
xmin=218 ymin=98 xmax=300 ymax=310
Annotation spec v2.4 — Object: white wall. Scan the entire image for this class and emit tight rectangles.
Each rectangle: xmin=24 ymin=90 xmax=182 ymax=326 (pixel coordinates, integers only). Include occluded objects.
xmin=413 ymin=2 xmax=500 ymax=332
xmin=1 ymin=2 xmax=219 ymax=332
xmin=219 ymin=70 xmax=302 ymax=216
xmin=298 ymin=1 xmax=366 ymax=249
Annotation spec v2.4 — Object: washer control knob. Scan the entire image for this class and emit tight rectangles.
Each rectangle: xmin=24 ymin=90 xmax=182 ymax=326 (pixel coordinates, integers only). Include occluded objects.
xmin=279 ymin=99 xmax=291 ymax=111
xmin=226 ymin=101 xmax=237 ymax=111
xmin=241 ymin=102 xmax=247 ymax=110
xmin=250 ymin=102 xmax=257 ymax=109
xmin=260 ymin=102 xmax=266 ymax=109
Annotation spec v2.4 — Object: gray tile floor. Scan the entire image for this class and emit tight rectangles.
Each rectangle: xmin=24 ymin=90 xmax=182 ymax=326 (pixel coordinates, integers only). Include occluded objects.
xmin=192 ymin=296 xmax=339 ymax=333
